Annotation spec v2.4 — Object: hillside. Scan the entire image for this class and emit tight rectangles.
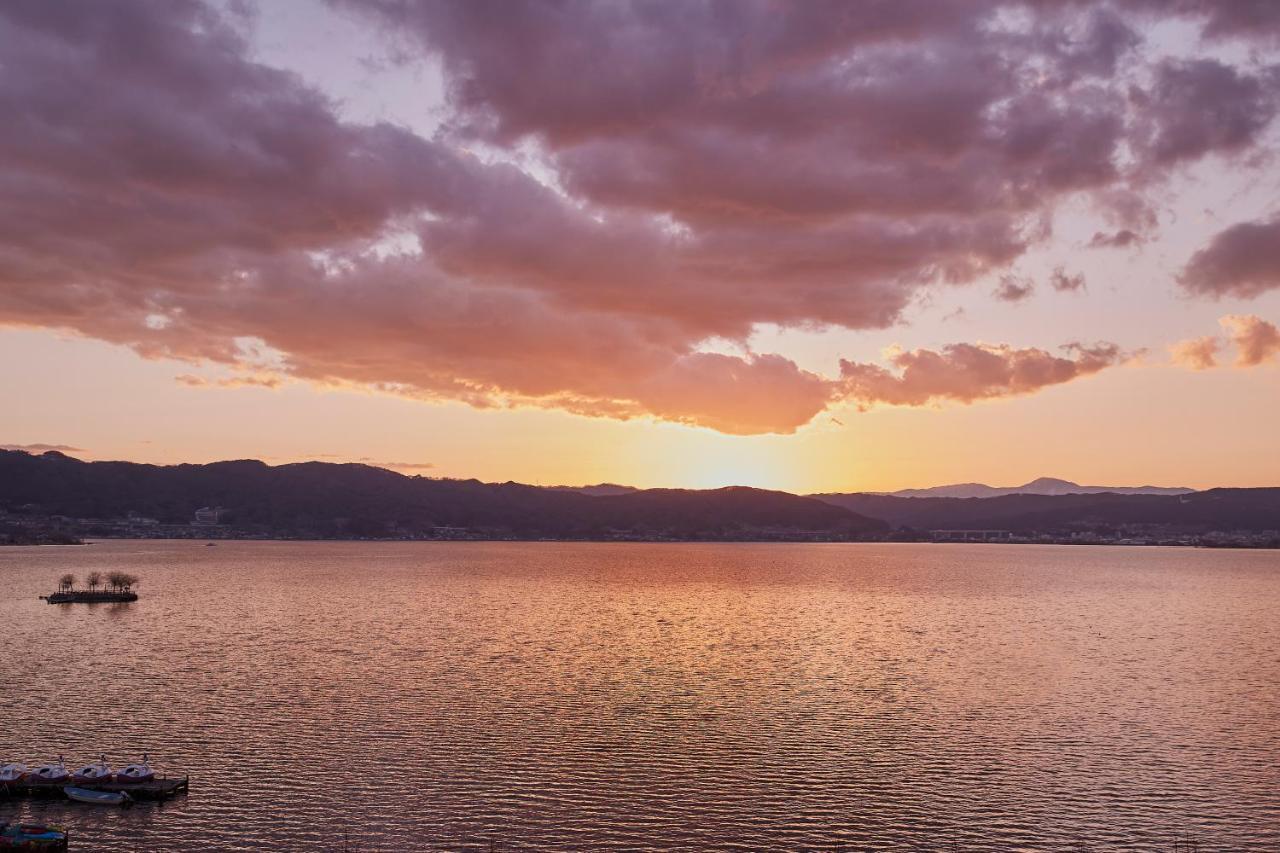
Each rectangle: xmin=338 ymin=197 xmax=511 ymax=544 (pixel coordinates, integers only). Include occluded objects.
xmin=0 ymin=451 xmax=884 ymax=541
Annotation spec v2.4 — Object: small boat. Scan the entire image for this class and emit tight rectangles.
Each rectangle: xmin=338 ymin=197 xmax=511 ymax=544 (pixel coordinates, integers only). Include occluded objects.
xmin=71 ymin=758 xmax=111 ymax=785
xmin=27 ymin=761 xmax=69 ymax=784
xmin=63 ymin=786 xmax=132 ymax=807
xmin=0 ymin=763 xmax=26 ymax=785
xmin=116 ymin=756 xmax=154 ymax=784
xmin=0 ymin=821 xmax=68 ymax=849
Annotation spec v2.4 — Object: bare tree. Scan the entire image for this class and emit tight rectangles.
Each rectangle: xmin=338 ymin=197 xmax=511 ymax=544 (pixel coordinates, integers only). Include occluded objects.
xmin=87 ymin=571 xmax=102 ymax=593
xmin=58 ymin=573 xmax=76 ymax=592
xmin=104 ymin=571 xmax=140 ymax=593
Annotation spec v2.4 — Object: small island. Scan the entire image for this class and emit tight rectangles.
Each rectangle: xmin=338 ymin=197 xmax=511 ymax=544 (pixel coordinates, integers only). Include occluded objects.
xmin=41 ymin=571 xmax=140 ymax=604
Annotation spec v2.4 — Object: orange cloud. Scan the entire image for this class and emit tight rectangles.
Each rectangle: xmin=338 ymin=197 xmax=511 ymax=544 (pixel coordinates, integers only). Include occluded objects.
xmin=1220 ymin=314 xmax=1280 ymax=367
xmin=175 ymin=374 xmax=284 ymax=389
xmin=1169 ymin=336 xmax=1220 ymax=370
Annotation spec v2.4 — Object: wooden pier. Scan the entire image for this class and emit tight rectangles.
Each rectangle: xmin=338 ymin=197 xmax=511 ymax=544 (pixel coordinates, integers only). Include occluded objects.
xmin=1 ymin=776 xmax=188 ymax=802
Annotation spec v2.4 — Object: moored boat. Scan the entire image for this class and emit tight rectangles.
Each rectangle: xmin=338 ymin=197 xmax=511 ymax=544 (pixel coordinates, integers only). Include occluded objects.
xmin=27 ymin=761 xmax=69 ymax=784
xmin=0 ymin=764 xmax=26 ymax=785
xmin=115 ymin=756 xmax=154 ymax=784
xmin=0 ymin=822 xmax=68 ymax=849
xmin=63 ymin=786 xmax=132 ymax=807
xmin=70 ymin=758 xmax=111 ymax=785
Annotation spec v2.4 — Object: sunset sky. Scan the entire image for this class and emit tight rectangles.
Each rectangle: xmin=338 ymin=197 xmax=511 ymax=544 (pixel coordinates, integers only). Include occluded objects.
xmin=3 ymin=0 xmax=1280 ymax=492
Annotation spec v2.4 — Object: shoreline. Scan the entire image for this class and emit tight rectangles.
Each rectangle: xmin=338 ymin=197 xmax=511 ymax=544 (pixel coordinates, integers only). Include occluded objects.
xmin=4 ymin=536 xmax=1276 ymax=550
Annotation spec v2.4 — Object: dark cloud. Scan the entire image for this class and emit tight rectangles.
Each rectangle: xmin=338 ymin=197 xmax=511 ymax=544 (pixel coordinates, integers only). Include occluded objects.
xmin=1049 ymin=267 xmax=1087 ymax=292
xmin=0 ymin=443 xmax=86 ymax=454
xmin=1180 ymin=216 xmax=1280 ymax=299
xmin=1088 ymin=229 xmax=1145 ymax=249
xmin=1121 ymin=0 xmax=1280 ymax=41
xmin=994 ymin=275 xmax=1035 ymax=303
xmin=1135 ymin=59 xmax=1280 ymax=169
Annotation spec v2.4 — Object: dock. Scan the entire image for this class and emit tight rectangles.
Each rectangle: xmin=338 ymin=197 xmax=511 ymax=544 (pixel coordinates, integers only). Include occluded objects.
xmin=1 ymin=776 xmax=188 ymax=801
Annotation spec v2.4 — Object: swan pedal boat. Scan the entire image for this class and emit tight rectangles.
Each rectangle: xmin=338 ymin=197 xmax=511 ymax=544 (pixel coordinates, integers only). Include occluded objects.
xmin=64 ymin=786 xmax=132 ymax=806
xmin=116 ymin=761 xmax=154 ymax=784
xmin=26 ymin=764 xmax=69 ymax=784
xmin=70 ymin=761 xmax=111 ymax=785
xmin=0 ymin=822 xmax=68 ymax=850
xmin=0 ymin=764 xmax=26 ymax=785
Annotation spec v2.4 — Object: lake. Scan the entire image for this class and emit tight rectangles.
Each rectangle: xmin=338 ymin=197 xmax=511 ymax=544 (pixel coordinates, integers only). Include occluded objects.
xmin=1 ymin=541 xmax=1278 ymax=850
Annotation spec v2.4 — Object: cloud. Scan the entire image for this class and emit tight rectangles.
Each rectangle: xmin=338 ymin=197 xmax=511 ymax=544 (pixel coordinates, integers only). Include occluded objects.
xmin=994 ymin=275 xmax=1035 ymax=303
xmin=175 ymin=373 xmax=283 ymax=389
xmin=1180 ymin=216 xmax=1280 ymax=299
xmin=0 ymin=443 xmax=85 ymax=454
xmin=1 ymin=2 xmax=1276 ymax=434
xmin=1121 ymin=1 xmax=1280 ymax=41
xmin=1133 ymin=59 xmax=1280 ymax=170
xmin=1168 ymin=314 xmax=1280 ymax=369
xmin=374 ymin=461 xmax=437 ymax=471
xmin=838 ymin=342 xmax=1125 ymax=409
xmin=1088 ymin=229 xmax=1145 ymax=249
xmin=1049 ymin=267 xmax=1087 ymax=292
xmin=1220 ymin=314 xmax=1280 ymax=366
xmin=1169 ymin=336 xmax=1220 ymax=370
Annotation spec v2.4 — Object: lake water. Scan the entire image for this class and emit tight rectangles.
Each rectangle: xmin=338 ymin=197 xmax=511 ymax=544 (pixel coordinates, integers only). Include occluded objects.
xmin=1 ymin=541 xmax=1277 ymax=850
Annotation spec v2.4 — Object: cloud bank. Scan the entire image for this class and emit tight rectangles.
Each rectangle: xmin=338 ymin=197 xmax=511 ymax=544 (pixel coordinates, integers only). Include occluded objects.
xmin=1 ymin=1 xmax=1278 ymax=433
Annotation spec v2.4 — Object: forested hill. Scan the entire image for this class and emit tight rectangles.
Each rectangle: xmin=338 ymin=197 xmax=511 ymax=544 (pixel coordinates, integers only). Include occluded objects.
xmin=0 ymin=450 xmax=884 ymax=540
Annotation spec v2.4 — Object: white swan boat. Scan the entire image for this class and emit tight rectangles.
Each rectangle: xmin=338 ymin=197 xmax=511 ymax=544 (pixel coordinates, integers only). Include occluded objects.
xmin=71 ymin=758 xmax=112 ymax=785
xmin=0 ymin=762 xmax=26 ymax=784
xmin=29 ymin=760 xmax=70 ymax=783
xmin=116 ymin=757 xmax=154 ymax=784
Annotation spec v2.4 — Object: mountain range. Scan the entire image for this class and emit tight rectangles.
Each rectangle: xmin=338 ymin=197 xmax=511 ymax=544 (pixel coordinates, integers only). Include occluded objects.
xmin=0 ymin=450 xmax=880 ymax=540
xmin=878 ymin=476 xmax=1194 ymax=499
xmin=2 ymin=450 xmax=1276 ymax=543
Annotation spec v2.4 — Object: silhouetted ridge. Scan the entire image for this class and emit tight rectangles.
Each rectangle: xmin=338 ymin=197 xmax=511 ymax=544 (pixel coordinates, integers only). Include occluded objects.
xmin=882 ymin=477 xmax=1194 ymax=498
xmin=0 ymin=450 xmax=883 ymax=540
xmin=810 ymin=489 xmax=1280 ymax=533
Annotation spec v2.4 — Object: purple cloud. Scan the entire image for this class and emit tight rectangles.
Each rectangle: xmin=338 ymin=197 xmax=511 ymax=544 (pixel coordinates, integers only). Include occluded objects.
xmin=0 ymin=1 xmax=1274 ymax=434
xmin=1180 ymin=216 xmax=1280 ymax=299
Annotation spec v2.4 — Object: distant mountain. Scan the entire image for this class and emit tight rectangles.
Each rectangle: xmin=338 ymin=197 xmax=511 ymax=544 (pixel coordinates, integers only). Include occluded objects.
xmin=882 ymin=476 xmax=1194 ymax=499
xmin=0 ymin=450 xmax=883 ymax=540
xmin=810 ymin=489 xmax=1280 ymax=533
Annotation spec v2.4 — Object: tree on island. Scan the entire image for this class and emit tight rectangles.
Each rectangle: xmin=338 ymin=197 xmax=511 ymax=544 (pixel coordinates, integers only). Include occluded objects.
xmin=105 ymin=571 xmax=139 ymax=593
xmin=87 ymin=571 xmax=102 ymax=593
xmin=58 ymin=573 xmax=76 ymax=592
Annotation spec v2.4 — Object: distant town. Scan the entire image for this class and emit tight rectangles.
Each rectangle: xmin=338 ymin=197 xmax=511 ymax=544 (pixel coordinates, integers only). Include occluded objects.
xmin=3 ymin=506 xmax=1277 ymax=549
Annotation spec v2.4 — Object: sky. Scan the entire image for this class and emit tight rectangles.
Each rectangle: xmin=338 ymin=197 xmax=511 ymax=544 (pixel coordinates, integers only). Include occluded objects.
xmin=2 ymin=0 xmax=1279 ymax=493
